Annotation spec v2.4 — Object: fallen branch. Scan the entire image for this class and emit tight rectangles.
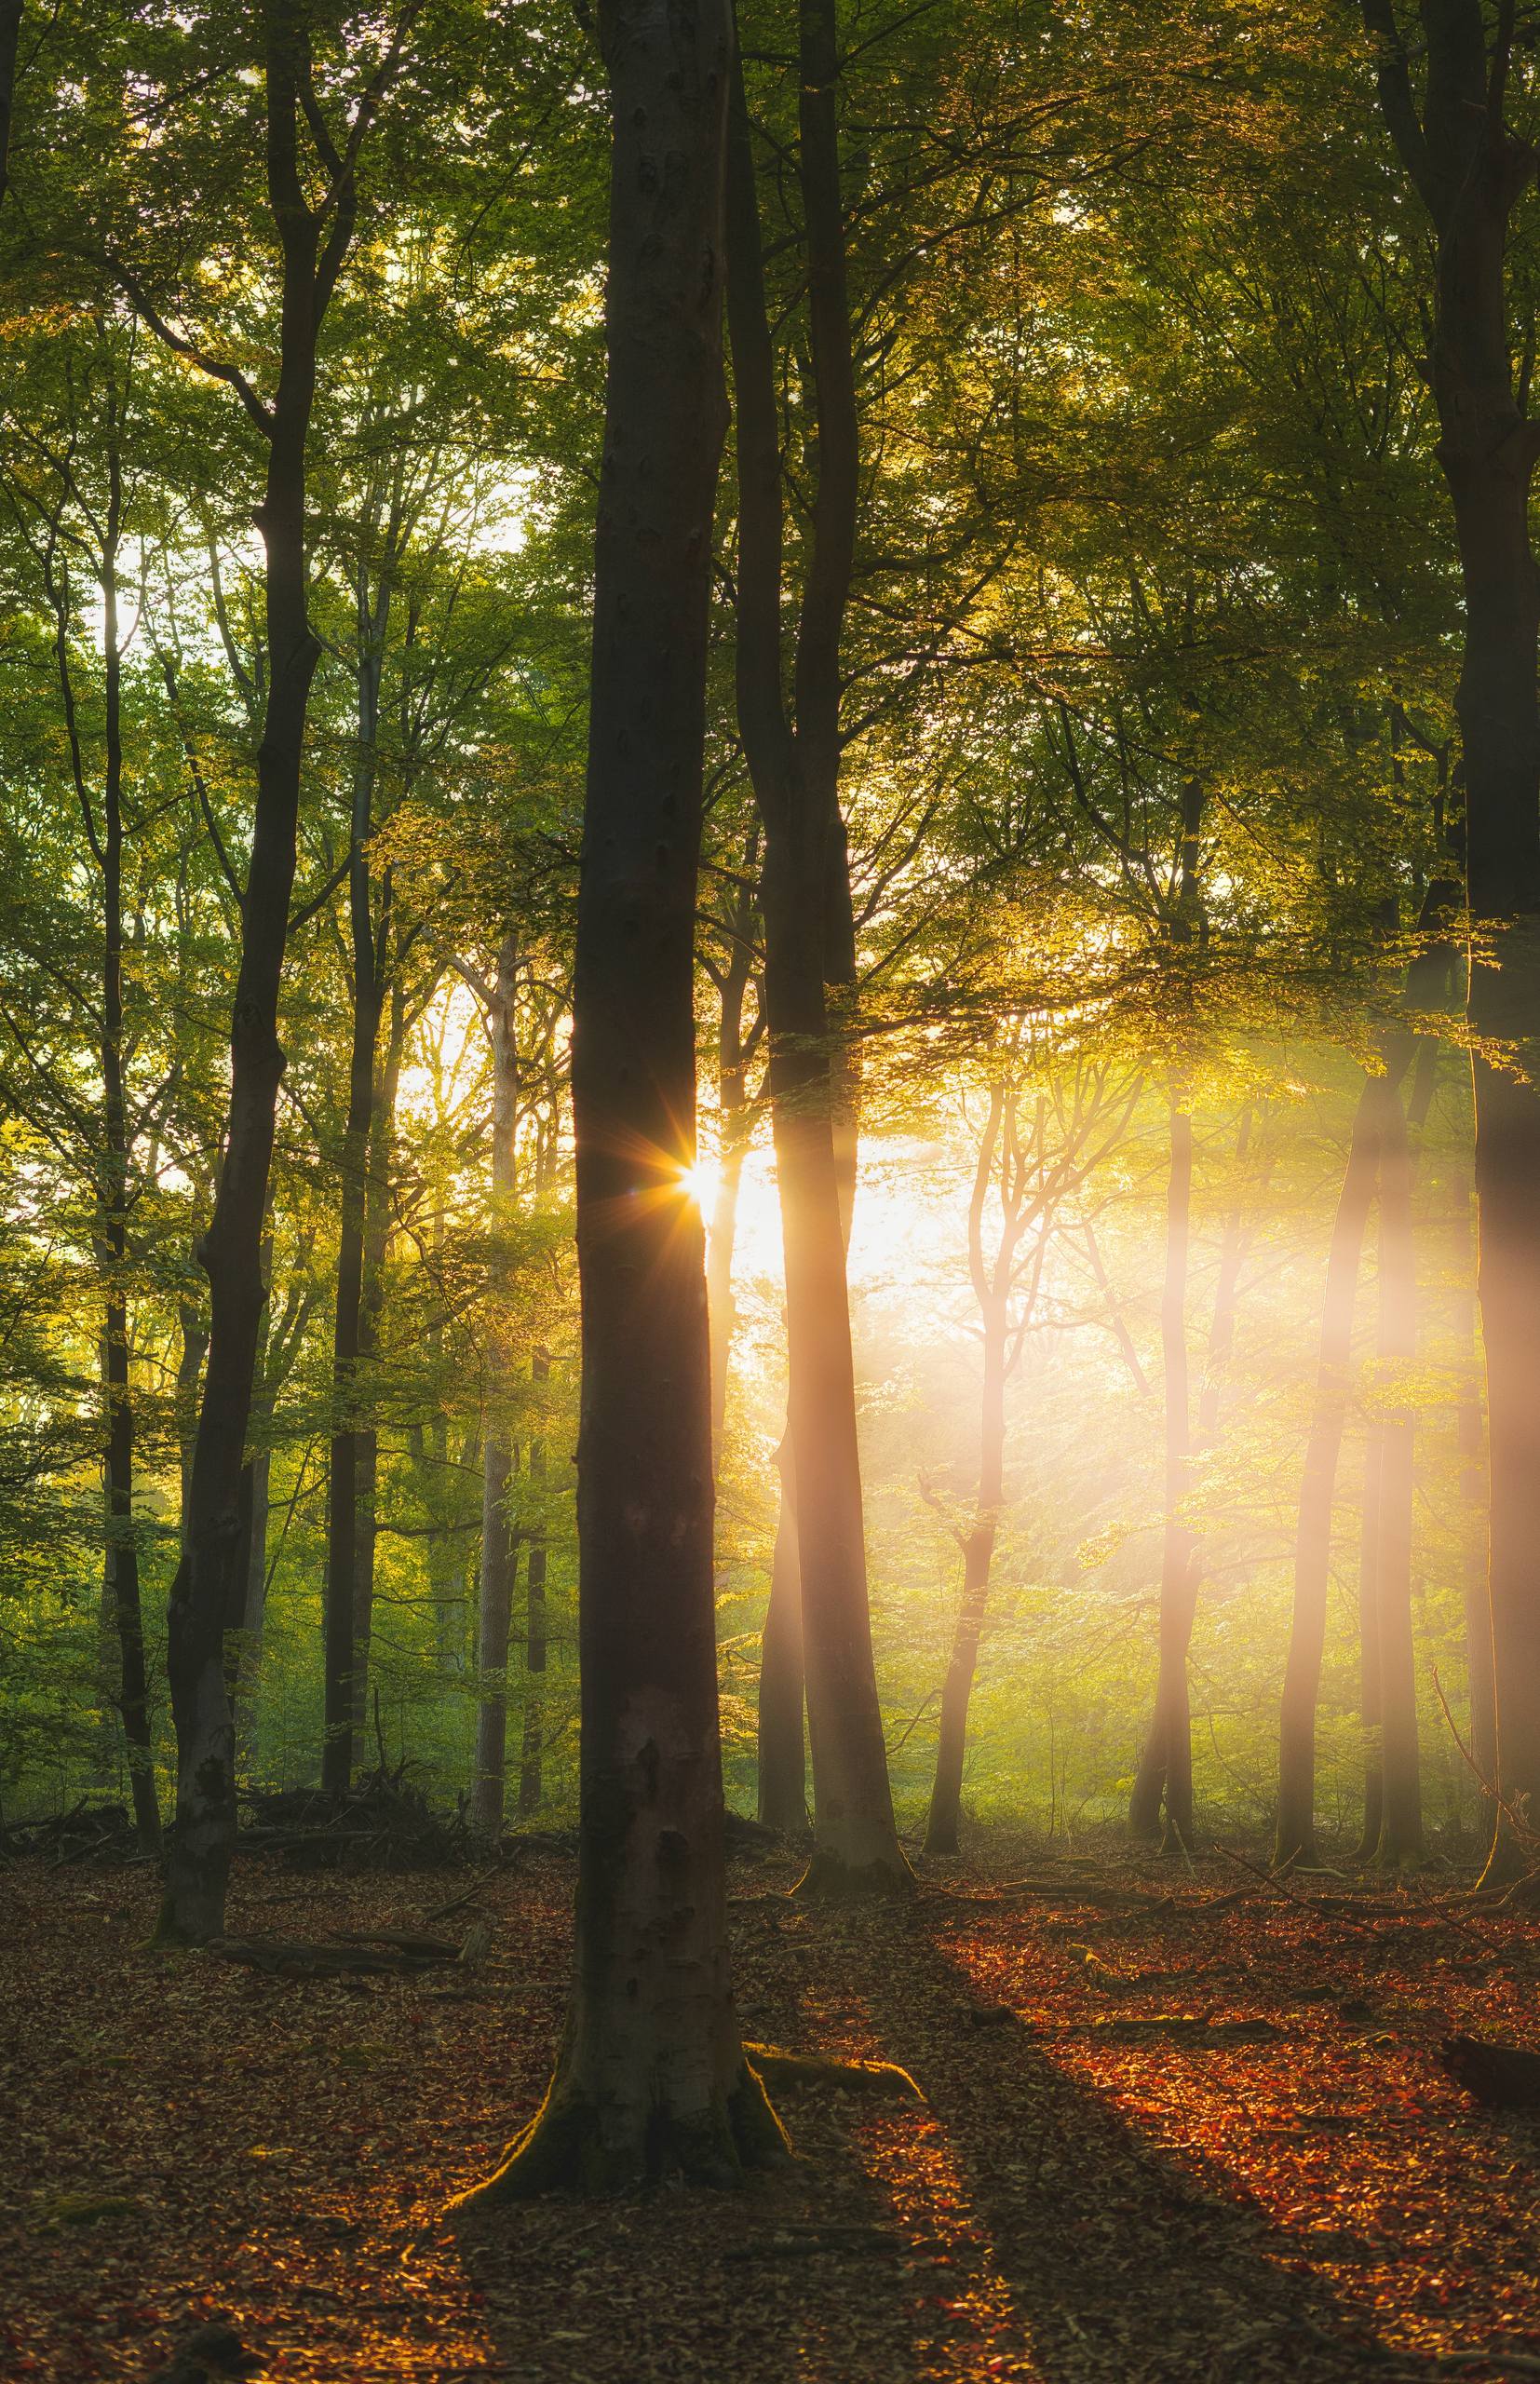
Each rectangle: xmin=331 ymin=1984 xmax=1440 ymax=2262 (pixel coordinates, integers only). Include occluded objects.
xmin=208 ymin=1930 xmax=467 ymax=1979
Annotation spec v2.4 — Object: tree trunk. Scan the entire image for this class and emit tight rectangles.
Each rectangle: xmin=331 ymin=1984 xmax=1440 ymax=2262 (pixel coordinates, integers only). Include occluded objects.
xmin=174 ymin=1297 xmax=206 ymax=1517
xmin=475 ymin=1442 xmax=520 ymax=1839
xmin=924 ymin=1307 xmax=1006 ymax=1857
xmin=1453 ymin=1181 xmax=1497 ymax=1823
xmin=352 ymin=979 xmax=405 ymax=1738
xmin=517 ymin=1359 xmax=549 ymax=1819
xmin=93 ymin=473 xmax=159 ymax=1857
xmin=1362 ymin=0 xmax=1540 ymax=1875
xmin=1274 ymin=1073 xmax=1385 ymax=1868
xmin=1372 ymin=1084 xmax=1423 ymax=1867
xmin=707 ymin=936 xmax=753 ymax=1461
xmin=755 ymin=1433 xmax=806 ymax=1832
xmin=156 ymin=5 xmax=359 ymax=1944
xmin=450 ymin=0 xmax=784 ymax=2200
xmin=723 ymin=29 xmax=906 ymax=1895
xmin=1128 ymin=1102 xmax=1197 ymax=1850
xmin=1196 ymin=1108 xmax=1253 ymax=1440
xmin=1354 ymin=1418 xmax=1385 ymax=1862
xmin=473 ymin=931 xmax=520 ymax=1840
xmin=322 ymin=637 xmax=389 ymax=1790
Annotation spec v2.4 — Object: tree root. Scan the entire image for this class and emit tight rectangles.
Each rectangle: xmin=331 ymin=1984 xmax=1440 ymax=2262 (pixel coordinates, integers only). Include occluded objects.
xmin=445 ymin=2035 xmax=925 ymax=2212
xmin=792 ymin=1847 xmax=916 ymax=1900
xmin=744 ymin=2043 xmax=925 ymax=2101
xmin=446 ymin=2057 xmax=793 ymax=2211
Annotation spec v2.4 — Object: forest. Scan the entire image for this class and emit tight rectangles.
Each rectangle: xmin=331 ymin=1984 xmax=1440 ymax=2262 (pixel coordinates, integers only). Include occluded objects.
xmin=2 ymin=0 xmax=1539 ymax=2377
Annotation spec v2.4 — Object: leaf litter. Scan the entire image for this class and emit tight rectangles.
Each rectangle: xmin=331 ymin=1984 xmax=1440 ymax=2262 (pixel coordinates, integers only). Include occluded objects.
xmin=1 ymin=1839 xmax=1536 ymax=2381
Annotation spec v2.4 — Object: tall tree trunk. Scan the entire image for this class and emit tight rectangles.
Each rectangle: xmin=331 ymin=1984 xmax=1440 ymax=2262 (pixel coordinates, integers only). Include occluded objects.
xmin=1275 ymin=1073 xmax=1385 ymax=1867
xmin=1454 ymin=1185 xmax=1497 ymax=1824
xmin=707 ymin=907 xmax=754 ymax=1461
xmin=473 ymin=930 xmax=520 ymax=1840
xmin=1128 ymin=1101 xmax=1197 ymax=1849
xmin=755 ymin=1432 xmax=806 ymax=1831
xmin=86 ymin=453 xmax=160 ymax=1857
xmin=1354 ymin=1418 xmax=1385 ymax=1862
xmin=517 ymin=1352 xmax=549 ymax=1820
xmin=723 ymin=29 xmax=906 ymax=1895
xmin=156 ymin=3 xmax=362 ymax=1944
xmin=451 ymin=0 xmax=784 ymax=2200
xmin=924 ymin=1303 xmax=1006 ymax=1857
xmin=1363 ymin=0 xmax=1540 ymax=1873
xmin=322 ymin=616 xmax=390 ymax=1790
xmin=1372 ymin=1084 xmax=1423 ymax=1866
xmin=174 ymin=1297 xmax=206 ymax=1517
xmin=352 ymin=979 xmax=404 ymax=1738
xmin=1196 ymin=1108 xmax=1254 ymax=1440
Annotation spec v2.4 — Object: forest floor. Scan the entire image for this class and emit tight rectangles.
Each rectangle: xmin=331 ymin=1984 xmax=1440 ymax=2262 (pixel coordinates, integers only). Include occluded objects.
xmin=2 ymin=1835 xmax=1538 ymax=2384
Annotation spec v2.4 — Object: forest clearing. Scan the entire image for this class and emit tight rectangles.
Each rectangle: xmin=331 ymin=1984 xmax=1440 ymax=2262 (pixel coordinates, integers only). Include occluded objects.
xmin=5 ymin=1835 xmax=1539 ymax=2384
xmin=6 ymin=0 xmax=1540 ymax=2376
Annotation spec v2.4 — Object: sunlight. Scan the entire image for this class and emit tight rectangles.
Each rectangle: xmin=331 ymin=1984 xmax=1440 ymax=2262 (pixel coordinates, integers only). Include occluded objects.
xmin=678 ymin=1156 xmax=721 ymax=1215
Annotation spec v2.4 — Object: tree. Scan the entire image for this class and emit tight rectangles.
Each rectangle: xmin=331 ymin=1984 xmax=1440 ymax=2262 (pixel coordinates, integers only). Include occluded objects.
xmin=140 ymin=0 xmax=400 ymax=1943
xmin=1360 ymin=0 xmax=1540 ymax=1868
xmin=925 ymin=1052 xmax=1139 ymax=1856
xmin=724 ymin=12 xmax=908 ymax=1894
xmin=451 ymin=0 xmax=787 ymax=2198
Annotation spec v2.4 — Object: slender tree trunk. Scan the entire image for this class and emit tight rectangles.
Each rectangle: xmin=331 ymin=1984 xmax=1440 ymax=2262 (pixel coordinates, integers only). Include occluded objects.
xmin=91 ymin=479 xmax=160 ymax=1857
xmin=1452 ymin=1185 xmax=1497 ymax=1823
xmin=322 ymin=724 xmax=387 ymax=1790
xmin=451 ymin=0 xmax=784 ymax=2200
xmin=102 ymin=1297 xmax=159 ymax=1852
xmin=1274 ymin=1074 xmax=1385 ymax=1868
xmin=473 ymin=931 xmax=520 ymax=1840
xmin=352 ymin=981 xmax=404 ymax=1738
xmin=1128 ymin=1102 xmax=1197 ymax=1849
xmin=1363 ymin=0 xmax=1540 ymax=1874
xmin=723 ymin=28 xmax=906 ymax=1895
xmin=157 ymin=4 xmax=359 ymax=1944
xmin=1354 ymin=1419 xmax=1385 ymax=1862
xmin=518 ymin=1355 xmax=549 ymax=1819
xmin=1373 ymin=1086 xmax=1423 ymax=1866
xmin=707 ymin=929 xmax=753 ymax=1460
xmin=924 ymin=1307 xmax=1006 ymax=1857
xmin=174 ymin=1298 xmax=206 ymax=1517
xmin=475 ymin=1443 xmax=520 ymax=1838
xmin=1196 ymin=1108 xmax=1253 ymax=1440
xmin=756 ymin=1431 xmax=806 ymax=1831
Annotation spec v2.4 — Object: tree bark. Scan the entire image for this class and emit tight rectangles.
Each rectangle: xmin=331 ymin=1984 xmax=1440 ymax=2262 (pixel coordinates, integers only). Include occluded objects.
xmin=322 ymin=585 xmax=392 ymax=1791
xmin=1274 ymin=1073 xmax=1385 ymax=1867
xmin=1196 ymin=1108 xmax=1254 ymax=1441
xmin=755 ymin=1432 xmax=806 ymax=1831
xmin=91 ymin=445 xmax=159 ymax=1856
xmin=1362 ymin=0 xmax=1540 ymax=1872
xmin=1372 ymin=1082 xmax=1423 ymax=1866
xmin=450 ymin=0 xmax=784 ymax=2200
xmin=1128 ymin=1101 xmax=1198 ymax=1849
xmin=473 ymin=930 xmax=521 ymax=1841
xmin=925 ymin=1305 xmax=1006 ymax=1858
xmin=1354 ymin=1418 xmax=1385 ymax=1862
xmin=517 ymin=1353 xmax=549 ymax=1820
xmin=724 ymin=26 xmax=906 ymax=1894
xmin=156 ymin=2 xmax=363 ymax=1944
xmin=707 ymin=898 xmax=755 ymax=1462
xmin=352 ymin=978 xmax=405 ymax=1736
